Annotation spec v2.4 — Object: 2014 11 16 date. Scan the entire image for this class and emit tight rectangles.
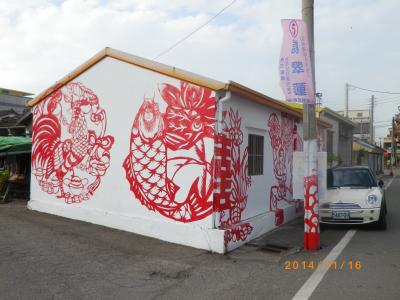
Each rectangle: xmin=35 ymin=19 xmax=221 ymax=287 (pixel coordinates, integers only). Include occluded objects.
xmin=284 ymin=260 xmax=362 ymax=270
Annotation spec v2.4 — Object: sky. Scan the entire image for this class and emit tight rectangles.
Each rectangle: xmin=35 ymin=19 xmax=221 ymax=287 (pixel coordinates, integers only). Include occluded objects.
xmin=0 ymin=0 xmax=399 ymax=141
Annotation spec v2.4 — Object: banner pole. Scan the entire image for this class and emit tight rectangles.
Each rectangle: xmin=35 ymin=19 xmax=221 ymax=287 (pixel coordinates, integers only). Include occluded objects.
xmin=302 ymin=0 xmax=320 ymax=250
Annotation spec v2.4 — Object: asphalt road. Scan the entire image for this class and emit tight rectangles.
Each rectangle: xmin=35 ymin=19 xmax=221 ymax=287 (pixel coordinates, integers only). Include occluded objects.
xmin=310 ymin=175 xmax=400 ymax=300
xmin=0 ymin=175 xmax=398 ymax=300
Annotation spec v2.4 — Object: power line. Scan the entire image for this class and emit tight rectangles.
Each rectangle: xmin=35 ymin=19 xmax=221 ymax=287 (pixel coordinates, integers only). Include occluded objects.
xmin=375 ymin=119 xmax=392 ymax=123
xmin=373 ymin=98 xmax=400 ymax=105
xmin=153 ymin=0 xmax=237 ymax=60
xmin=375 ymin=95 xmax=400 ymax=101
xmin=349 ymin=83 xmax=400 ymax=95
xmin=375 ymin=99 xmax=400 ymax=105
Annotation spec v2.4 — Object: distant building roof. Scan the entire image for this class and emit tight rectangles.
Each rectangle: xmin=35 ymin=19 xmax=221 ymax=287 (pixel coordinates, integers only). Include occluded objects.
xmin=353 ymin=137 xmax=384 ymax=153
xmin=0 ymin=87 xmax=33 ymax=97
xmin=319 ymin=107 xmax=357 ymax=128
xmin=287 ymin=103 xmax=356 ymax=127
xmin=16 ymin=110 xmax=32 ymax=126
xmin=0 ymin=109 xmax=17 ymax=118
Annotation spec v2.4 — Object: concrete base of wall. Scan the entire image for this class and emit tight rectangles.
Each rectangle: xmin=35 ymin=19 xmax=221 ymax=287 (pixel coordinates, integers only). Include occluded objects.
xmin=27 ymin=200 xmax=226 ymax=253
xmin=225 ymin=204 xmax=302 ymax=252
xmin=27 ymin=200 xmax=301 ymax=254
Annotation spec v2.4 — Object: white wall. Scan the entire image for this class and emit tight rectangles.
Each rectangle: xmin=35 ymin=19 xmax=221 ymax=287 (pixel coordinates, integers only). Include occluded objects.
xmin=216 ymin=93 xmax=311 ymax=251
xmin=29 ymin=57 xmax=224 ymax=252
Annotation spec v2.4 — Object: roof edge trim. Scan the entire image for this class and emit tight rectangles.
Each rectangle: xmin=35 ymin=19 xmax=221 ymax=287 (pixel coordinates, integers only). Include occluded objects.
xmin=28 ymin=48 xmax=107 ymax=107
xmin=321 ymin=107 xmax=357 ymax=127
xmin=28 ymin=47 xmax=227 ymax=107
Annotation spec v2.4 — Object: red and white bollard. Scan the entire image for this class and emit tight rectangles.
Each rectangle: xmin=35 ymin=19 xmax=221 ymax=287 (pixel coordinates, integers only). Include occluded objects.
xmin=304 ymin=139 xmax=320 ymax=250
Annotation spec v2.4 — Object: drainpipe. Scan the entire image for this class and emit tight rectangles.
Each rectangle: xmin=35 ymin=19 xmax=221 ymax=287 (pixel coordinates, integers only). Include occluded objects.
xmin=216 ymin=91 xmax=231 ymax=135
xmin=212 ymin=90 xmax=231 ymax=229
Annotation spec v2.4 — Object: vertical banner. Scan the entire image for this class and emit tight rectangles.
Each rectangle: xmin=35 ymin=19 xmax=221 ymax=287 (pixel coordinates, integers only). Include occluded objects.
xmin=279 ymin=19 xmax=315 ymax=104
xmin=279 ymin=18 xmax=320 ymax=251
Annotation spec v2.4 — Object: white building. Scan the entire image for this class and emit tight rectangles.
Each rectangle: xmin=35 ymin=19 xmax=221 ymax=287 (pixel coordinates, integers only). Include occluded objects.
xmin=28 ymin=48 xmax=329 ymax=253
xmin=337 ymin=109 xmax=371 ymax=141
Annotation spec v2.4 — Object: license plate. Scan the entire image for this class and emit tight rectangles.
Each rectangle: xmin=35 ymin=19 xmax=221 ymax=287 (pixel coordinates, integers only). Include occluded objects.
xmin=332 ymin=211 xmax=350 ymax=220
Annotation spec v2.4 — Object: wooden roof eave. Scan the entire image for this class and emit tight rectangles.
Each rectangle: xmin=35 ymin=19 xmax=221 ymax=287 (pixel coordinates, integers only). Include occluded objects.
xmin=28 ymin=47 xmax=227 ymax=107
xmin=26 ymin=47 xmax=331 ymax=130
xmin=225 ymin=81 xmax=331 ymax=128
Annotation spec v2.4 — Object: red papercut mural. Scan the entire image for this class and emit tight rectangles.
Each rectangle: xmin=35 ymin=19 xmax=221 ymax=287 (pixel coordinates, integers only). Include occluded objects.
xmin=304 ymin=175 xmax=319 ymax=233
xmin=214 ymin=109 xmax=253 ymax=247
xmin=32 ymin=82 xmax=115 ymax=203
xmin=268 ymin=112 xmax=303 ymax=226
xmin=123 ymin=81 xmax=215 ymax=222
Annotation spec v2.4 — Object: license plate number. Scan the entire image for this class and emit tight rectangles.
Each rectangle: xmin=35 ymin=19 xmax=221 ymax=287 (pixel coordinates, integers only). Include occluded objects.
xmin=332 ymin=211 xmax=350 ymax=220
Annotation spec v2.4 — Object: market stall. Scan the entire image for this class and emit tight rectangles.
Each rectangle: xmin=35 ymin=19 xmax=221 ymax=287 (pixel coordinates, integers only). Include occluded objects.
xmin=0 ymin=136 xmax=31 ymax=202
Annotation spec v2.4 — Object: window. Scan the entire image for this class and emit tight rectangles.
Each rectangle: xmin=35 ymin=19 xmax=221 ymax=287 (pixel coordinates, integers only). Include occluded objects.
xmin=248 ymin=134 xmax=264 ymax=176
xmin=357 ymin=112 xmax=363 ymax=117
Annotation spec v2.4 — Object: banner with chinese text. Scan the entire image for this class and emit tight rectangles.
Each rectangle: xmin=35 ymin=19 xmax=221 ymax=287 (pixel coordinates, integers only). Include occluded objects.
xmin=279 ymin=19 xmax=315 ymax=104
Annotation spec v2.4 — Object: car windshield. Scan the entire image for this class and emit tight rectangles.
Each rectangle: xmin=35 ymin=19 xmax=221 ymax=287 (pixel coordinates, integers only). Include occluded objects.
xmin=327 ymin=168 xmax=376 ymax=188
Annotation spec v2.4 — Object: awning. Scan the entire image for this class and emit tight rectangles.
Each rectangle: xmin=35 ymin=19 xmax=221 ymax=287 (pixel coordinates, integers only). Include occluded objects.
xmin=0 ymin=136 xmax=32 ymax=156
xmin=353 ymin=137 xmax=383 ymax=154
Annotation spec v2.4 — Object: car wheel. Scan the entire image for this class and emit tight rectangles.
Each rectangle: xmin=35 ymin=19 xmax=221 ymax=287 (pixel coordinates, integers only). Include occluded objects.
xmin=375 ymin=201 xmax=387 ymax=230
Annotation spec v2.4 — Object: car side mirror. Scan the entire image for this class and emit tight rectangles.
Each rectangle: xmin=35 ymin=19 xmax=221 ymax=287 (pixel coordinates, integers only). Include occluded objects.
xmin=378 ymin=180 xmax=384 ymax=188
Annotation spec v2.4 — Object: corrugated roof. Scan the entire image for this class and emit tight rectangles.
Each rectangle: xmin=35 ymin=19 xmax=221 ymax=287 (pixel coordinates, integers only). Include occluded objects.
xmin=320 ymin=107 xmax=356 ymax=127
xmin=27 ymin=47 xmax=331 ymax=128
xmin=353 ymin=137 xmax=383 ymax=153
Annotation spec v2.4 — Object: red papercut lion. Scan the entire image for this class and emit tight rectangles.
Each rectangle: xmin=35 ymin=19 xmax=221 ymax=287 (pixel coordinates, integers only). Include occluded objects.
xmin=32 ymin=82 xmax=115 ymax=203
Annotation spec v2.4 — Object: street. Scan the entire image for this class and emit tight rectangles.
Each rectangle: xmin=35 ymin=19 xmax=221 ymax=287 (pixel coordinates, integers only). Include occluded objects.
xmin=0 ymin=174 xmax=399 ymax=300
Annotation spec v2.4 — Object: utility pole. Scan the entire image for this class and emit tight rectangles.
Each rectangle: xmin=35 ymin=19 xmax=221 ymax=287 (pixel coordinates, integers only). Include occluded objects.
xmin=370 ymin=95 xmax=374 ymax=144
xmin=345 ymin=83 xmax=349 ymax=117
xmin=392 ymin=117 xmax=396 ymax=166
xmin=302 ymin=0 xmax=320 ymax=251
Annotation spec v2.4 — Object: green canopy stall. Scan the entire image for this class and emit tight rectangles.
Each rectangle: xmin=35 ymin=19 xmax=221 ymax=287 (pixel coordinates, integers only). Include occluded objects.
xmin=0 ymin=136 xmax=32 ymax=202
xmin=0 ymin=136 xmax=32 ymax=156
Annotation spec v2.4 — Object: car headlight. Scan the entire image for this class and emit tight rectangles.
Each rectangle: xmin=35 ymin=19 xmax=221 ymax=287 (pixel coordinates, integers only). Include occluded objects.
xmin=367 ymin=194 xmax=378 ymax=206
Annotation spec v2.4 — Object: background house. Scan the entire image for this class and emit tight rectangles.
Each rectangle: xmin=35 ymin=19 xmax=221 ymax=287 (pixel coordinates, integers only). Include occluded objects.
xmin=337 ymin=109 xmax=371 ymax=142
xmin=0 ymin=88 xmax=33 ymax=202
xmin=0 ymin=87 xmax=32 ymax=113
xmin=0 ymin=87 xmax=33 ymax=137
xmin=318 ymin=107 xmax=355 ymax=167
xmin=288 ymin=104 xmax=355 ymax=167
xmin=16 ymin=110 xmax=33 ymax=137
xmin=353 ymin=137 xmax=384 ymax=174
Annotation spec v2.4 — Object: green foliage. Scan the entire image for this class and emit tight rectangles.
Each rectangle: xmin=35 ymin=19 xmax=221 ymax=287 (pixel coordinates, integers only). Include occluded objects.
xmin=0 ymin=168 xmax=9 ymax=192
xmin=327 ymin=153 xmax=340 ymax=167
xmin=0 ymin=169 xmax=9 ymax=182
